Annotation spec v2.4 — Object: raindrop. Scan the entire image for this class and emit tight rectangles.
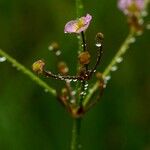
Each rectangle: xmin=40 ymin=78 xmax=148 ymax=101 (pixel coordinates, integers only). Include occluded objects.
xmin=138 ymin=19 xmax=144 ymax=25
xmin=146 ymin=24 xmax=150 ymax=30
xmin=44 ymin=89 xmax=49 ymax=93
xmin=70 ymin=99 xmax=75 ymax=104
xmin=105 ymin=75 xmax=111 ymax=81
xmin=84 ymin=87 xmax=88 ymax=90
xmin=72 ymin=91 xmax=76 ymax=95
xmin=95 ymin=43 xmax=101 ymax=47
xmin=103 ymin=84 xmax=107 ymax=88
xmin=129 ymin=37 xmax=136 ymax=43
xmin=116 ymin=57 xmax=123 ymax=63
xmin=78 ymin=144 xmax=82 ymax=149
xmin=141 ymin=11 xmax=148 ymax=17
xmin=55 ymin=50 xmax=61 ymax=56
xmin=0 ymin=57 xmax=6 ymax=62
xmin=111 ymin=66 xmax=118 ymax=72
xmin=80 ymin=92 xmax=84 ymax=95
xmin=85 ymin=84 xmax=88 ymax=87
xmin=73 ymin=79 xmax=77 ymax=82
xmin=48 ymin=46 xmax=53 ymax=51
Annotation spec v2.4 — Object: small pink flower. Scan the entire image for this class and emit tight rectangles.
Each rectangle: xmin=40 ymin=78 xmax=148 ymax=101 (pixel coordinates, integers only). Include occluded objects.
xmin=118 ymin=0 xmax=145 ymax=15
xmin=64 ymin=14 xmax=92 ymax=34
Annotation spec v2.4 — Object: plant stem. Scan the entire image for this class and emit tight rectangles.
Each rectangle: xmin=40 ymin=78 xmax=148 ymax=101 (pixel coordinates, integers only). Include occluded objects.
xmin=0 ymin=49 xmax=57 ymax=96
xmin=103 ymin=31 xmax=135 ymax=77
xmin=83 ymin=30 xmax=136 ymax=107
xmin=70 ymin=118 xmax=82 ymax=150
xmin=70 ymin=1 xmax=84 ymax=150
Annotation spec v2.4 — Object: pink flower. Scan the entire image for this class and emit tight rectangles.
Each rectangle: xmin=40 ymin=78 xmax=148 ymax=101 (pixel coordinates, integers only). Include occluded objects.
xmin=118 ymin=0 xmax=145 ymax=15
xmin=64 ymin=14 xmax=92 ymax=34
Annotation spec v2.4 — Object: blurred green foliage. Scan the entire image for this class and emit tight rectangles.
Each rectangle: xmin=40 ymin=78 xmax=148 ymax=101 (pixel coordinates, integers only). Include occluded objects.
xmin=0 ymin=0 xmax=150 ymax=150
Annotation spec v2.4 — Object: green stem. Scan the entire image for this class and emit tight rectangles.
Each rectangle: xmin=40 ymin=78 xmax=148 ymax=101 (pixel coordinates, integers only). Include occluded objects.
xmin=83 ymin=30 xmax=136 ymax=107
xmin=0 ymin=49 xmax=57 ymax=96
xmin=70 ymin=118 xmax=82 ymax=150
xmin=70 ymin=1 xmax=84 ymax=150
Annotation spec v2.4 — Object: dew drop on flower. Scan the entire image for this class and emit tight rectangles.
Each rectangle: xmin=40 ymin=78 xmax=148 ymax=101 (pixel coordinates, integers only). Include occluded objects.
xmin=116 ymin=57 xmax=123 ymax=63
xmin=111 ymin=66 xmax=118 ymax=72
xmin=0 ymin=57 xmax=6 ymax=62
xmin=95 ymin=43 xmax=102 ymax=47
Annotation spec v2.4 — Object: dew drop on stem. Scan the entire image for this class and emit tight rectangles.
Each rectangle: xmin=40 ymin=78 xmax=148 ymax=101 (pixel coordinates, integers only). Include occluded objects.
xmin=0 ymin=57 xmax=6 ymax=62
xmin=111 ymin=66 xmax=118 ymax=72
xmin=95 ymin=43 xmax=101 ymax=47
xmin=116 ymin=57 xmax=123 ymax=63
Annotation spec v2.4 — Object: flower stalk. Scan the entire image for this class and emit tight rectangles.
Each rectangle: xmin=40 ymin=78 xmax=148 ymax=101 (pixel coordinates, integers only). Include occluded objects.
xmin=0 ymin=49 xmax=56 ymax=96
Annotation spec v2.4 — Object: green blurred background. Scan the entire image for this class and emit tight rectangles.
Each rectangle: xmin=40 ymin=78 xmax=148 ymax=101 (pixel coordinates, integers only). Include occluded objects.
xmin=0 ymin=0 xmax=150 ymax=150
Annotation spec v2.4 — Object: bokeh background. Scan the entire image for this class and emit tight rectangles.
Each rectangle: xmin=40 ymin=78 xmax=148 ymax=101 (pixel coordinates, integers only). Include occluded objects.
xmin=0 ymin=0 xmax=150 ymax=150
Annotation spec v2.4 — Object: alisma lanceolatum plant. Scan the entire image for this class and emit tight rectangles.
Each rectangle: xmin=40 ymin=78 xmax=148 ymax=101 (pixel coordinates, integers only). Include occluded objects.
xmin=0 ymin=0 xmax=149 ymax=150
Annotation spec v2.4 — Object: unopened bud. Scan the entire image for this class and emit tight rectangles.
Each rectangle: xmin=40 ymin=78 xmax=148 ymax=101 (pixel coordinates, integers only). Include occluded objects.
xmin=58 ymin=61 xmax=69 ymax=75
xmin=78 ymin=51 xmax=91 ymax=65
xmin=32 ymin=60 xmax=45 ymax=74
xmin=96 ymin=32 xmax=104 ymax=44
xmin=48 ymin=42 xmax=59 ymax=51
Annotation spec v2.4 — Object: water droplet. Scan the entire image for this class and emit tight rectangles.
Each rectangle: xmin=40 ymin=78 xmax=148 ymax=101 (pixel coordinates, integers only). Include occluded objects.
xmin=141 ymin=11 xmax=148 ymax=17
xmin=85 ymin=84 xmax=88 ymax=87
xmin=105 ymin=76 xmax=111 ymax=81
xmin=116 ymin=57 xmax=123 ymax=63
xmin=55 ymin=50 xmax=61 ymax=56
xmin=64 ymin=31 xmax=67 ymax=34
xmin=0 ymin=57 xmax=6 ymax=62
xmin=80 ymin=92 xmax=84 ymax=95
xmin=95 ymin=43 xmax=101 ymax=47
xmin=12 ymin=64 xmax=16 ymax=67
xmin=138 ymin=19 xmax=144 ymax=25
xmin=111 ymin=66 xmax=118 ymax=71
xmin=93 ymin=70 xmax=96 ymax=73
xmin=84 ymin=87 xmax=88 ymax=90
xmin=72 ymin=91 xmax=76 ymax=95
xmin=146 ymin=24 xmax=150 ymax=30
xmin=103 ymin=84 xmax=107 ymax=88
xmin=78 ymin=144 xmax=82 ymax=149
xmin=129 ymin=37 xmax=136 ymax=43
xmin=70 ymin=99 xmax=75 ymax=104
xmin=44 ymin=89 xmax=49 ymax=93
xmin=48 ymin=46 xmax=53 ymax=51
xmin=73 ymin=79 xmax=77 ymax=82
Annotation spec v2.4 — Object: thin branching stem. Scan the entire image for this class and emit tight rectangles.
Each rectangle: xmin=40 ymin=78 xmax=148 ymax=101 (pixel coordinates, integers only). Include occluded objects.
xmin=83 ymin=30 xmax=136 ymax=107
xmin=0 ymin=49 xmax=57 ymax=96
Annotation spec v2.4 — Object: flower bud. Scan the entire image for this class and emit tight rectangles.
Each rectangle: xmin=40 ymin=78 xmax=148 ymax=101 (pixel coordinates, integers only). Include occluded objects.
xmin=78 ymin=51 xmax=91 ymax=65
xmin=32 ymin=60 xmax=45 ymax=74
xmin=58 ymin=61 xmax=69 ymax=75
xmin=48 ymin=42 xmax=59 ymax=52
